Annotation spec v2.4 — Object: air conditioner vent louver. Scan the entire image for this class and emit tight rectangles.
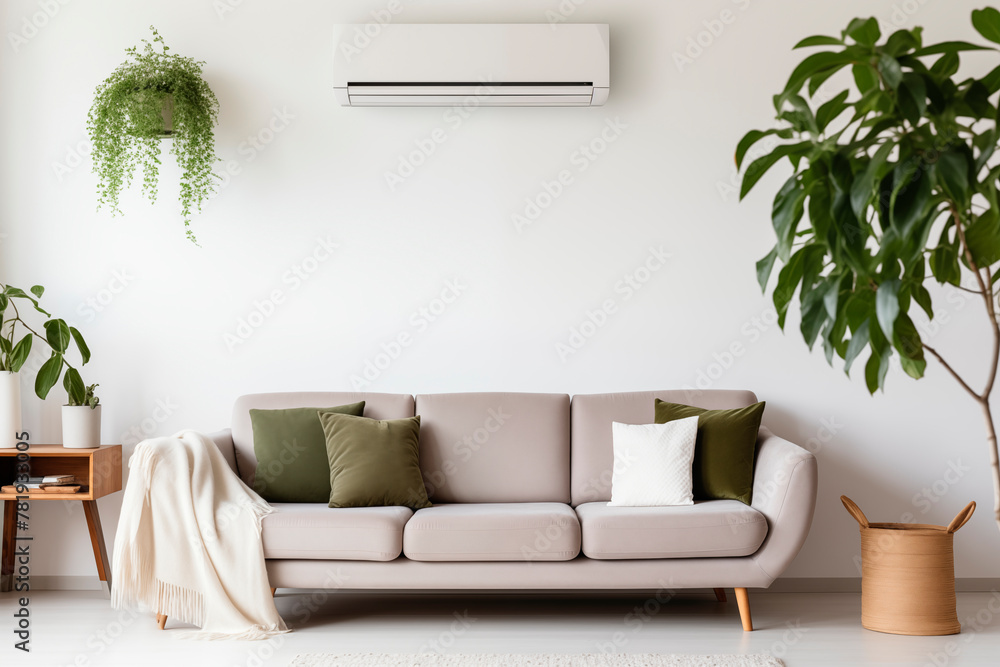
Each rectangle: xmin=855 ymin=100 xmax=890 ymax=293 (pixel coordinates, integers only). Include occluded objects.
xmin=334 ymin=24 xmax=610 ymax=107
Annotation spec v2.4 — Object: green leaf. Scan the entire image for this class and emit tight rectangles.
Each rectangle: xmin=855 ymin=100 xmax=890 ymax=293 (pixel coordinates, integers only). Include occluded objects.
xmin=972 ymin=7 xmax=1000 ymax=45
xmin=911 ymin=41 xmax=993 ymax=57
xmin=853 ymin=64 xmax=879 ymax=93
xmin=931 ymin=52 xmax=960 ymax=78
xmin=823 ymin=277 xmax=841 ymax=319
xmin=735 ymin=128 xmax=788 ymax=169
xmin=69 ymin=327 xmax=91 ymax=365
xmin=29 ymin=285 xmax=44 ymax=299
xmin=756 ymin=248 xmax=778 ymax=291
xmin=900 ymin=355 xmax=927 ymax=378
xmin=846 ymin=289 xmax=875 ymax=330
xmin=794 ymin=35 xmax=844 ymax=49
xmin=8 ymin=335 xmax=32 ymax=373
xmin=800 ymin=285 xmax=830 ymax=348
xmin=44 ymin=319 xmax=71 ymax=354
xmin=864 ymin=348 xmax=890 ymax=393
xmin=773 ymin=247 xmax=809 ymax=328
xmin=878 ymin=54 xmax=903 ymax=89
xmin=816 ymin=90 xmax=850 ymax=131
xmin=876 ymin=279 xmax=902 ymax=340
xmin=34 ymin=353 xmax=63 ymax=400
xmin=772 ymin=176 xmax=806 ymax=260
xmin=975 ymin=129 xmax=998 ymax=173
xmin=913 ymin=284 xmax=934 ymax=319
xmin=936 ymin=150 xmax=971 ymax=206
xmin=963 ymin=81 xmax=993 ymax=119
xmin=850 ymin=141 xmax=895 ymax=219
xmin=982 ymin=64 xmax=1000 ymax=94
xmin=807 ymin=68 xmax=839 ymax=97
xmin=782 ymin=51 xmax=856 ymax=97
xmin=884 ymin=29 xmax=919 ymax=57
xmin=844 ymin=320 xmax=870 ymax=374
xmin=740 ymin=142 xmax=813 ymax=200
xmin=63 ymin=367 xmax=86 ymax=406
xmin=890 ymin=161 xmax=932 ymax=235
xmin=893 ymin=313 xmax=924 ymax=361
xmin=965 ymin=210 xmax=1000 ymax=267
xmin=846 ymin=18 xmax=881 ymax=47
xmin=930 ymin=245 xmax=962 ymax=285
xmin=898 ymin=73 xmax=927 ymax=124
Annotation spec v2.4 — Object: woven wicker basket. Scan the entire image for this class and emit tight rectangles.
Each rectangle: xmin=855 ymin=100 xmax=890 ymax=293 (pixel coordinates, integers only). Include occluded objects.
xmin=842 ymin=495 xmax=975 ymax=636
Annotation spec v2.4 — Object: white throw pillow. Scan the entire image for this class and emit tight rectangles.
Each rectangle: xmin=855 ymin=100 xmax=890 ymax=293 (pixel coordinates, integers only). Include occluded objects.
xmin=608 ymin=416 xmax=699 ymax=507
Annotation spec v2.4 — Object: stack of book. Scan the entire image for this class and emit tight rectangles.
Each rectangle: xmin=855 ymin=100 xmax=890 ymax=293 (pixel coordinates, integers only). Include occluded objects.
xmin=2 ymin=475 xmax=82 ymax=494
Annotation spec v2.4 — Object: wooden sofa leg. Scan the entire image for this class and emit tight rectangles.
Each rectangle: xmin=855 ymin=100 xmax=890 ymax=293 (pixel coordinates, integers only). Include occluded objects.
xmin=735 ymin=587 xmax=753 ymax=631
xmin=713 ymin=588 xmax=727 ymax=603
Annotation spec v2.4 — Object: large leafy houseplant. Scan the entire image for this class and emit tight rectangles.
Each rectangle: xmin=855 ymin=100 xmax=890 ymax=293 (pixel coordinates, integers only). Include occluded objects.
xmin=88 ymin=26 xmax=220 ymax=244
xmin=737 ymin=8 xmax=1000 ymax=532
xmin=0 ymin=283 xmax=94 ymax=400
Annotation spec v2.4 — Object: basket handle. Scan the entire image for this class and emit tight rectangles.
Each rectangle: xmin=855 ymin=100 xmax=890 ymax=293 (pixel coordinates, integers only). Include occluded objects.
xmin=947 ymin=501 xmax=976 ymax=533
xmin=841 ymin=495 xmax=869 ymax=528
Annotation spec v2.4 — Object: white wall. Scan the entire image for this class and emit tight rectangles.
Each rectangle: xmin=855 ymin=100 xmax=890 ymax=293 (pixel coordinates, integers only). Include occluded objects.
xmin=1 ymin=0 xmax=998 ymax=582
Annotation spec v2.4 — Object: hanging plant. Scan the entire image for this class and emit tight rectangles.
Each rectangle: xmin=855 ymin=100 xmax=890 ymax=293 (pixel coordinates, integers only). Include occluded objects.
xmin=87 ymin=26 xmax=220 ymax=244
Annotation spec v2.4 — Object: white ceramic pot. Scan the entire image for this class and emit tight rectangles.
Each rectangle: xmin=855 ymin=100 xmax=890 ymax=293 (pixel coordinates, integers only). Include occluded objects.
xmin=62 ymin=405 xmax=101 ymax=449
xmin=0 ymin=371 xmax=22 ymax=449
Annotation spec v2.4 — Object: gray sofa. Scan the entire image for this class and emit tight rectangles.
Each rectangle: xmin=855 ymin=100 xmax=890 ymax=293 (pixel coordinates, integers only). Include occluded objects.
xmin=207 ymin=389 xmax=818 ymax=631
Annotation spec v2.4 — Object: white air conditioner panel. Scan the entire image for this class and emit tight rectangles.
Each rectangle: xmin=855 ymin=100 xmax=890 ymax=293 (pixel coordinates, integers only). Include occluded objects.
xmin=334 ymin=24 xmax=610 ymax=107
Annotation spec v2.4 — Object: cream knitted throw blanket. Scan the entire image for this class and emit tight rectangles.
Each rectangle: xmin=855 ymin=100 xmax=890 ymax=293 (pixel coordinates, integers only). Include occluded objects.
xmin=111 ymin=430 xmax=289 ymax=640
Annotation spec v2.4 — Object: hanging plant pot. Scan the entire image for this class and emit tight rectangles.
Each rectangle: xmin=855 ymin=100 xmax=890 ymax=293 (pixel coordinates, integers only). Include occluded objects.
xmin=88 ymin=26 xmax=220 ymax=244
xmin=127 ymin=90 xmax=174 ymax=138
xmin=159 ymin=93 xmax=174 ymax=137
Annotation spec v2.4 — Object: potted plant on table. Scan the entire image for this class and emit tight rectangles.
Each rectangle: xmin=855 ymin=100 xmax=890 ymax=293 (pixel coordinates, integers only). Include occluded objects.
xmin=0 ymin=283 xmax=96 ymax=448
xmin=737 ymin=7 xmax=1000 ymax=535
xmin=61 ymin=378 xmax=101 ymax=449
xmin=0 ymin=285 xmax=46 ymax=448
xmin=88 ymin=26 xmax=220 ymax=244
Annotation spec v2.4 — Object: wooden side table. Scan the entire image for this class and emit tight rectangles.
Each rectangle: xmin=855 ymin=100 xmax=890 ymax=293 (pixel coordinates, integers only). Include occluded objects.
xmin=0 ymin=445 xmax=122 ymax=596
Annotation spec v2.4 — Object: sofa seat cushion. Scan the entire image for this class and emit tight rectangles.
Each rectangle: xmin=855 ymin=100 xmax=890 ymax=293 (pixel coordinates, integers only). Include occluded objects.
xmin=576 ymin=501 xmax=767 ymax=559
xmin=262 ymin=504 xmax=411 ymax=561
xmin=403 ymin=503 xmax=581 ymax=562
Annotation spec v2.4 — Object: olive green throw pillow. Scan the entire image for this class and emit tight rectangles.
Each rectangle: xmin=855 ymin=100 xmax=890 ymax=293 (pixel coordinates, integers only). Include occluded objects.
xmin=319 ymin=412 xmax=432 ymax=510
xmin=654 ymin=400 xmax=765 ymax=505
xmin=250 ymin=401 xmax=365 ymax=502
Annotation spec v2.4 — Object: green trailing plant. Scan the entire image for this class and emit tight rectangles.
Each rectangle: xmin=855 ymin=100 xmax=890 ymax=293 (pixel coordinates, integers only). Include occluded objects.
xmin=87 ymin=26 xmax=220 ymax=244
xmin=737 ymin=8 xmax=1000 ymax=533
xmin=0 ymin=282 xmax=93 ymax=400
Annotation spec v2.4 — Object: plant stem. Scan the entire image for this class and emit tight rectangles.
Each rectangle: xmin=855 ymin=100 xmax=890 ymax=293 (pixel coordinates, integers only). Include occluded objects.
xmin=951 ymin=207 xmax=1000 ymax=536
xmin=980 ymin=398 xmax=1000 ymax=530
xmin=922 ymin=343 xmax=979 ymax=399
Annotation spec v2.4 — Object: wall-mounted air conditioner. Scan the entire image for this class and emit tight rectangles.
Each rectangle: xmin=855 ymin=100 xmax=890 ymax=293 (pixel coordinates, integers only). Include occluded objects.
xmin=334 ymin=24 xmax=610 ymax=107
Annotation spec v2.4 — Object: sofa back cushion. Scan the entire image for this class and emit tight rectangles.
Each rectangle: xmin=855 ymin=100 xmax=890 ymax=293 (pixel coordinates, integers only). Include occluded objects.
xmin=570 ymin=390 xmax=759 ymax=506
xmin=415 ymin=392 xmax=571 ymax=503
xmin=231 ymin=392 xmax=415 ymax=487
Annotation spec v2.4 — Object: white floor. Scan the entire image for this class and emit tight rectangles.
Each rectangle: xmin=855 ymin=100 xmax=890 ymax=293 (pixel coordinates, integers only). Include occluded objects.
xmin=2 ymin=590 xmax=999 ymax=666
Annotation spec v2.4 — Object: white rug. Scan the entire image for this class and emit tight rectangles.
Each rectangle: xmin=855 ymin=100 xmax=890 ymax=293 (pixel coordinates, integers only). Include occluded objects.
xmin=288 ymin=655 xmax=783 ymax=667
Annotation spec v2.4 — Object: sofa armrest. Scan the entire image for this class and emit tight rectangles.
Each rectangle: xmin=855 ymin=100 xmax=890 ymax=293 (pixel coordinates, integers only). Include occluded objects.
xmin=206 ymin=428 xmax=239 ymax=477
xmin=749 ymin=427 xmax=818 ymax=583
